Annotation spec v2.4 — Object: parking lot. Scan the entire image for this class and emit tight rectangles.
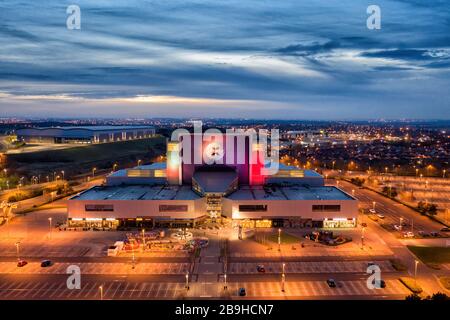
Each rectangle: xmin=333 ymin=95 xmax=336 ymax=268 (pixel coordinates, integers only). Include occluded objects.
xmin=227 ymin=279 xmax=410 ymax=298
xmin=0 ymin=262 xmax=191 ymax=275
xmin=228 ymin=260 xmax=396 ymax=274
xmin=0 ymin=278 xmax=187 ymax=300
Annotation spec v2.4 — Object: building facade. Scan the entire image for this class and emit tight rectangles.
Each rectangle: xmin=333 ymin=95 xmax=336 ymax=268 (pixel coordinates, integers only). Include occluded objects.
xmin=16 ymin=126 xmax=156 ymax=144
xmin=67 ymin=131 xmax=358 ymax=228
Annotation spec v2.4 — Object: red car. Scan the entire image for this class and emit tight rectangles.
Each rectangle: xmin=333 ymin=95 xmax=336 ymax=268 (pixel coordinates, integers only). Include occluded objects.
xmin=17 ymin=260 xmax=28 ymax=267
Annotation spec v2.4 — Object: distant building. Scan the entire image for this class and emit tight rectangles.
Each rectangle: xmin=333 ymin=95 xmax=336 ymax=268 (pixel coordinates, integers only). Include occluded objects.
xmin=15 ymin=126 xmax=155 ymax=144
xmin=67 ymin=132 xmax=358 ymax=229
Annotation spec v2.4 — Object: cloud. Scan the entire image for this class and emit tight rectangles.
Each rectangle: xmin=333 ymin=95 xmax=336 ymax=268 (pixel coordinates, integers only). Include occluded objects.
xmin=0 ymin=0 xmax=449 ymax=119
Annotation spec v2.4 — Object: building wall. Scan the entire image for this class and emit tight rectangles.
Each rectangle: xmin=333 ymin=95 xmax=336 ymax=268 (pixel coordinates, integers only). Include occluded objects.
xmin=17 ymin=127 xmax=155 ymax=144
xmin=67 ymin=198 xmax=206 ymax=220
xmin=222 ymin=198 xmax=358 ymax=222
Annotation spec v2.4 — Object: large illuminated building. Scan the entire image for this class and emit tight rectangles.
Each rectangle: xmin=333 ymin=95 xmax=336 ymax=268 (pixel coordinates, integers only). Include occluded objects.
xmin=67 ymin=132 xmax=358 ymax=229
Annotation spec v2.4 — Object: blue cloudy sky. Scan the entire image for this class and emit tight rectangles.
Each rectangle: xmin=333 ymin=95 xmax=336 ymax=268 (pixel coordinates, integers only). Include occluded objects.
xmin=0 ymin=0 xmax=449 ymax=119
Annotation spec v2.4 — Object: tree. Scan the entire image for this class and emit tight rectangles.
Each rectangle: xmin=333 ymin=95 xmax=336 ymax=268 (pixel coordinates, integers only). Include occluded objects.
xmin=429 ymin=292 xmax=448 ymax=300
xmin=417 ymin=201 xmax=438 ymax=216
xmin=382 ymin=186 xmax=398 ymax=198
xmin=405 ymin=293 xmax=422 ymax=301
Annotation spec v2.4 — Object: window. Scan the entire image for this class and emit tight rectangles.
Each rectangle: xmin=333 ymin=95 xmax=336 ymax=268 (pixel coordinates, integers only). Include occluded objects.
xmin=312 ymin=205 xmax=341 ymax=212
xmin=239 ymin=205 xmax=268 ymax=212
xmin=159 ymin=205 xmax=188 ymax=212
xmin=85 ymin=204 xmax=114 ymax=212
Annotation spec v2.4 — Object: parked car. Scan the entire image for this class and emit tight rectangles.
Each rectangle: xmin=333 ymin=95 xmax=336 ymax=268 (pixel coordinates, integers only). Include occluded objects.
xmin=393 ymin=225 xmax=402 ymax=231
xmin=369 ymin=209 xmax=376 ymax=214
xmin=361 ymin=223 xmax=368 ymax=227
xmin=418 ymin=231 xmax=429 ymax=237
xmin=376 ymin=214 xmax=385 ymax=219
xmin=440 ymin=227 xmax=449 ymax=232
xmin=326 ymin=279 xmax=337 ymax=288
xmin=256 ymin=265 xmax=266 ymax=273
xmin=238 ymin=288 xmax=246 ymax=296
xmin=403 ymin=231 xmax=414 ymax=238
xmin=431 ymin=232 xmax=440 ymax=237
xmin=17 ymin=260 xmax=28 ymax=267
xmin=41 ymin=260 xmax=52 ymax=267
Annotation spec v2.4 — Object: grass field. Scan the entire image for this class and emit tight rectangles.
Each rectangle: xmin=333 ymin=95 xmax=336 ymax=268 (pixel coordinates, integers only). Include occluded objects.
xmin=8 ymin=136 xmax=166 ymax=164
xmin=407 ymin=246 xmax=450 ymax=264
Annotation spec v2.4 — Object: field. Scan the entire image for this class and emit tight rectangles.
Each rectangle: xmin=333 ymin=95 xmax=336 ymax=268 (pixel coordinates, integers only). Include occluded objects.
xmin=407 ymin=246 xmax=450 ymax=264
xmin=6 ymin=136 xmax=166 ymax=177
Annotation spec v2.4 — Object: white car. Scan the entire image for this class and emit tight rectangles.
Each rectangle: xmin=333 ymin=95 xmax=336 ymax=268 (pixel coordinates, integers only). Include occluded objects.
xmin=393 ymin=225 xmax=402 ymax=231
xmin=403 ymin=231 xmax=414 ymax=238
xmin=369 ymin=209 xmax=376 ymax=214
xmin=377 ymin=214 xmax=385 ymax=219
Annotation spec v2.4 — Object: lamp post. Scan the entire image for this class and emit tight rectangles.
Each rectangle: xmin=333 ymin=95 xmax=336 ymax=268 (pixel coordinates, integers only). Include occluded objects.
xmin=281 ymin=263 xmax=286 ymax=292
xmin=48 ymin=217 xmax=52 ymax=239
xmin=278 ymin=228 xmax=281 ymax=252
xmin=414 ymin=260 xmax=419 ymax=284
xmin=185 ymin=272 xmax=189 ymax=290
xmin=99 ymin=285 xmax=103 ymax=300
xmin=92 ymin=167 xmax=97 ymax=178
xmin=224 ymin=273 xmax=227 ymax=290
xmin=361 ymin=227 xmax=365 ymax=250
xmin=399 ymin=217 xmax=403 ymax=232
xmin=142 ymin=228 xmax=146 ymax=252
xmin=15 ymin=241 xmax=20 ymax=261
xmin=443 ymin=169 xmax=447 ymax=179
xmin=137 ymin=159 xmax=142 ymax=167
xmin=61 ymin=170 xmax=65 ymax=180
xmin=372 ymin=201 xmax=376 ymax=211
xmin=132 ymin=245 xmax=135 ymax=269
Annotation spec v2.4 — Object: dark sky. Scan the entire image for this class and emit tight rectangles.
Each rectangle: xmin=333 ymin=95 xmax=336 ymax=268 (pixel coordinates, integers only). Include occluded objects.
xmin=0 ymin=0 xmax=449 ymax=119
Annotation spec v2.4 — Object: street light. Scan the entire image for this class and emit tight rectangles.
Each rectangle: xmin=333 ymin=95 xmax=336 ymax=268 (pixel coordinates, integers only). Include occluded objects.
xmin=414 ymin=260 xmax=419 ymax=284
xmin=281 ymin=263 xmax=286 ymax=292
xmin=185 ymin=272 xmax=189 ymax=290
xmin=92 ymin=167 xmax=97 ymax=178
xmin=113 ymin=163 xmax=118 ymax=171
xmin=399 ymin=217 xmax=403 ymax=231
xmin=99 ymin=285 xmax=103 ymax=300
xmin=142 ymin=228 xmax=146 ymax=251
xmin=137 ymin=159 xmax=142 ymax=167
xmin=48 ymin=217 xmax=52 ymax=239
xmin=224 ymin=273 xmax=227 ymax=290
xmin=361 ymin=227 xmax=366 ymax=249
xmin=15 ymin=242 xmax=20 ymax=261
xmin=61 ymin=171 xmax=65 ymax=180
xmin=372 ymin=201 xmax=376 ymax=211
xmin=278 ymin=228 xmax=281 ymax=252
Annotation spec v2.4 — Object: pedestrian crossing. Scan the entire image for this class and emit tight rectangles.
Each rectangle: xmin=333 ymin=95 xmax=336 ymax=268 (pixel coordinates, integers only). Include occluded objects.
xmin=229 ymin=260 xmax=395 ymax=274
xmin=0 ymin=279 xmax=186 ymax=300
xmin=0 ymin=262 xmax=191 ymax=275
